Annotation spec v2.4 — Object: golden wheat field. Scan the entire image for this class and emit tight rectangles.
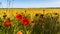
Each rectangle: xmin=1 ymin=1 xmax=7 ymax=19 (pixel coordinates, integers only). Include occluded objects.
xmin=0 ymin=8 xmax=60 ymax=18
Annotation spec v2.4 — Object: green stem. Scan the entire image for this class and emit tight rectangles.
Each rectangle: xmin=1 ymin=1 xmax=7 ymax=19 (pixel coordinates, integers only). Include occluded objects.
xmin=22 ymin=25 xmax=27 ymax=34
xmin=24 ymin=26 xmax=27 ymax=34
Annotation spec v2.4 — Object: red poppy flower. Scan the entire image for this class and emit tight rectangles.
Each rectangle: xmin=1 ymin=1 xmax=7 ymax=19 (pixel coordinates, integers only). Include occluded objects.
xmin=22 ymin=18 xmax=30 ymax=25
xmin=16 ymin=14 xmax=23 ymax=20
xmin=40 ymin=18 xmax=44 ymax=24
xmin=4 ymin=19 xmax=11 ymax=27
xmin=17 ymin=31 xmax=23 ymax=34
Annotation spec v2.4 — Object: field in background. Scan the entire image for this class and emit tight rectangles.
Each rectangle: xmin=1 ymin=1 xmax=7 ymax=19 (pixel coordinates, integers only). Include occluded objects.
xmin=0 ymin=8 xmax=60 ymax=19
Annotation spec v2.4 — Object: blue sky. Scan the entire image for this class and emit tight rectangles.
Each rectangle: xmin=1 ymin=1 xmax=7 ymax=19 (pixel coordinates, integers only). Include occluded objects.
xmin=0 ymin=0 xmax=60 ymax=8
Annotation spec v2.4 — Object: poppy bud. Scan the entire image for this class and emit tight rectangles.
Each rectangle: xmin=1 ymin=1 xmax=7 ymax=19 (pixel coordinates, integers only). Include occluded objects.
xmin=54 ymin=13 xmax=57 ymax=15
xmin=31 ymin=21 xmax=35 ymax=23
xmin=40 ymin=14 xmax=44 ymax=18
xmin=35 ymin=14 xmax=39 ymax=16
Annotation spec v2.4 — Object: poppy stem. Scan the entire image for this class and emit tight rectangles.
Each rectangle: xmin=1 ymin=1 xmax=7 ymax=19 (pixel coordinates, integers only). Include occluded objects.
xmin=23 ymin=25 xmax=27 ymax=34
